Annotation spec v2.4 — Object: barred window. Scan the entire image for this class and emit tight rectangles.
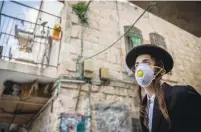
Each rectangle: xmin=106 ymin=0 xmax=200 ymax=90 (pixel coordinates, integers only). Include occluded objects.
xmin=149 ymin=33 xmax=167 ymax=50
xmin=124 ymin=26 xmax=143 ymax=52
xmin=149 ymin=33 xmax=172 ymax=75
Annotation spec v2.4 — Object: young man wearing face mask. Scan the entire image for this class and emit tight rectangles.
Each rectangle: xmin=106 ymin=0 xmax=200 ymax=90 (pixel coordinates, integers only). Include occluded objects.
xmin=125 ymin=44 xmax=201 ymax=132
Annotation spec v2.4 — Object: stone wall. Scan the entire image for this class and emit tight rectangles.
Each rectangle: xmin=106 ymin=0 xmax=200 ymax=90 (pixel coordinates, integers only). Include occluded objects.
xmin=28 ymin=1 xmax=201 ymax=132
xmin=28 ymin=82 xmax=139 ymax=132
xmin=58 ymin=1 xmax=201 ymax=91
xmin=117 ymin=2 xmax=201 ymax=91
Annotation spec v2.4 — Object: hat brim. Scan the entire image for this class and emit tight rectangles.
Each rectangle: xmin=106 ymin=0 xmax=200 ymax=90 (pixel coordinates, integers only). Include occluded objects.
xmin=125 ymin=44 xmax=174 ymax=73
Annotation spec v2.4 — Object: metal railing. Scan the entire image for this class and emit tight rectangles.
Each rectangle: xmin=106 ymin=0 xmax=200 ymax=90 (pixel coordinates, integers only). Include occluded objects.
xmin=0 ymin=1 xmax=62 ymax=68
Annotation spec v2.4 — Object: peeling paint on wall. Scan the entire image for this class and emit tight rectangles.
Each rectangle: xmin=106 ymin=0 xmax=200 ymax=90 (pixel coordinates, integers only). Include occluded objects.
xmin=95 ymin=104 xmax=131 ymax=132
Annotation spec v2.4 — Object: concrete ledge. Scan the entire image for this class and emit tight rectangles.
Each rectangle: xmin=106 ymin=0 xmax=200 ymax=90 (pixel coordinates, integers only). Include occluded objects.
xmin=0 ymin=61 xmax=58 ymax=79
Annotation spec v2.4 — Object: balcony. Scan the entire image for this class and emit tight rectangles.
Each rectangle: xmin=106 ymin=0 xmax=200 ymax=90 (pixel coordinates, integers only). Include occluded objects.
xmin=0 ymin=1 xmax=62 ymax=79
xmin=0 ymin=1 xmax=64 ymax=130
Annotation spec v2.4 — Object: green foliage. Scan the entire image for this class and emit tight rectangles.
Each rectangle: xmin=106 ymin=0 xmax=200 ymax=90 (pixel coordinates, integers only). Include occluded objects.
xmin=72 ymin=2 xmax=88 ymax=23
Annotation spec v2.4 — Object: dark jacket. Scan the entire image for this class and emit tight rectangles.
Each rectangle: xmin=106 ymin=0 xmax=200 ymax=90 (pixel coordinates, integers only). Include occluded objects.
xmin=140 ymin=83 xmax=201 ymax=132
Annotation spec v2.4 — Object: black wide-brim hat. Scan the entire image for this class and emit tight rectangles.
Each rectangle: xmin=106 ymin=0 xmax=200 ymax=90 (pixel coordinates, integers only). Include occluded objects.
xmin=126 ymin=44 xmax=174 ymax=73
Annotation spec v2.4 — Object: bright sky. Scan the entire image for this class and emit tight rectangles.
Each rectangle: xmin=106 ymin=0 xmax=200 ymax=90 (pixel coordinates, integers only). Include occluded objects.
xmin=0 ymin=0 xmax=128 ymax=61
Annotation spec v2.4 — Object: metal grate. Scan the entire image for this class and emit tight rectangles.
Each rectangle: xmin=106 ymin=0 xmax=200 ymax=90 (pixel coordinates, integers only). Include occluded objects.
xmin=149 ymin=33 xmax=167 ymax=49
xmin=124 ymin=26 xmax=143 ymax=52
xmin=0 ymin=1 xmax=62 ymax=68
xmin=149 ymin=33 xmax=172 ymax=74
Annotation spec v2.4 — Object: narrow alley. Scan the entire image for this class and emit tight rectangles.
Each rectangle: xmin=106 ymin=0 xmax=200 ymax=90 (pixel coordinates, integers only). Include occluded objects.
xmin=0 ymin=1 xmax=201 ymax=132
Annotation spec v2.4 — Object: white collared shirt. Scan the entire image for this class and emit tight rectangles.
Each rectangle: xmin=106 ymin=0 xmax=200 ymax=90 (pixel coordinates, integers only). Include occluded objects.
xmin=147 ymin=94 xmax=156 ymax=132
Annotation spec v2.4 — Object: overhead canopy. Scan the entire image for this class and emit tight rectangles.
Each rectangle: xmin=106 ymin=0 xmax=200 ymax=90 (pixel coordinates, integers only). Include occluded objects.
xmin=130 ymin=1 xmax=201 ymax=37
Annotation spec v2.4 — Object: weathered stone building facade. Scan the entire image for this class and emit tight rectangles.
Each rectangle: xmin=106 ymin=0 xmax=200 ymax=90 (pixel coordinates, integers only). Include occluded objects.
xmin=8 ymin=1 xmax=201 ymax=132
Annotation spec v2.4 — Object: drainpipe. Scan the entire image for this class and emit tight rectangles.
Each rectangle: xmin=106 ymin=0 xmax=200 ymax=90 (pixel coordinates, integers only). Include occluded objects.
xmin=77 ymin=26 xmax=87 ymax=80
xmin=80 ymin=0 xmax=91 ymax=57
xmin=87 ymin=83 xmax=92 ymax=132
xmin=80 ymin=25 xmax=87 ymax=57
xmin=80 ymin=1 xmax=92 ymax=125
xmin=76 ymin=1 xmax=91 ymax=80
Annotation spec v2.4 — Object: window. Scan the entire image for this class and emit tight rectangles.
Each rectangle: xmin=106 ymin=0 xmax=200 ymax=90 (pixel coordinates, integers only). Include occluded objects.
xmin=124 ymin=26 xmax=143 ymax=52
xmin=149 ymin=33 xmax=167 ymax=49
xmin=149 ymin=33 xmax=172 ymax=74
xmin=124 ymin=26 xmax=143 ymax=75
xmin=132 ymin=118 xmax=142 ymax=132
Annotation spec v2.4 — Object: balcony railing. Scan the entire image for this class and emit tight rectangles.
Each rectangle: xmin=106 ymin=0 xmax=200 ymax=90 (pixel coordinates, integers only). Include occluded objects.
xmin=0 ymin=1 xmax=62 ymax=68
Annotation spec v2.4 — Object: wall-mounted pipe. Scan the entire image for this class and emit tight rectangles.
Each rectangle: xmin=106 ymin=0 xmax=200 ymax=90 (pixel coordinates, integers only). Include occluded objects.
xmin=75 ymin=1 xmax=92 ymax=80
xmin=87 ymin=83 xmax=92 ymax=132
xmin=79 ymin=0 xmax=92 ymax=58
xmin=75 ymin=84 xmax=82 ymax=111
xmin=60 ymin=79 xmax=85 ymax=83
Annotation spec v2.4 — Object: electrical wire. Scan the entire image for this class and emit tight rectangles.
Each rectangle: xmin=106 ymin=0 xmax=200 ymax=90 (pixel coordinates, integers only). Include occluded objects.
xmin=82 ymin=1 xmax=155 ymax=61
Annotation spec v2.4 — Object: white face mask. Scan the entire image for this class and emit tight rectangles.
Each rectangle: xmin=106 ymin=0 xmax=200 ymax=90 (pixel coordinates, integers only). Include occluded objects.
xmin=135 ymin=63 xmax=155 ymax=88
